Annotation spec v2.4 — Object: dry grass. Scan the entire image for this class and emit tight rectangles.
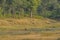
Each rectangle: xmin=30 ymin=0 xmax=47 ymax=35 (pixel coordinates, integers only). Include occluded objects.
xmin=0 ymin=18 xmax=60 ymax=28
xmin=0 ymin=34 xmax=59 ymax=40
xmin=0 ymin=18 xmax=60 ymax=40
xmin=0 ymin=18 xmax=59 ymax=32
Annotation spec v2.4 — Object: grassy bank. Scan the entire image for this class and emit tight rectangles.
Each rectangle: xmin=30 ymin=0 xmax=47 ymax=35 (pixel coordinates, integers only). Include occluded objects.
xmin=0 ymin=18 xmax=60 ymax=29
xmin=0 ymin=18 xmax=59 ymax=40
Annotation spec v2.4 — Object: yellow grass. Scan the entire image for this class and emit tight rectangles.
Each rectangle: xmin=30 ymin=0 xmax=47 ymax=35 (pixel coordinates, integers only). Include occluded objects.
xmin=0 ymin=34 xmax=59 ymax=40
xmin=0 ymin=18 xmax=60 ymax=40
xmin=0 ymin=18 xmax=60 ymax=28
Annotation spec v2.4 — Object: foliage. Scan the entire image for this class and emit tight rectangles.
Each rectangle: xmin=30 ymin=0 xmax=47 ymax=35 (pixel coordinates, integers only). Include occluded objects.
xmin=0 ymin=0 xmax=60 ymax=19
